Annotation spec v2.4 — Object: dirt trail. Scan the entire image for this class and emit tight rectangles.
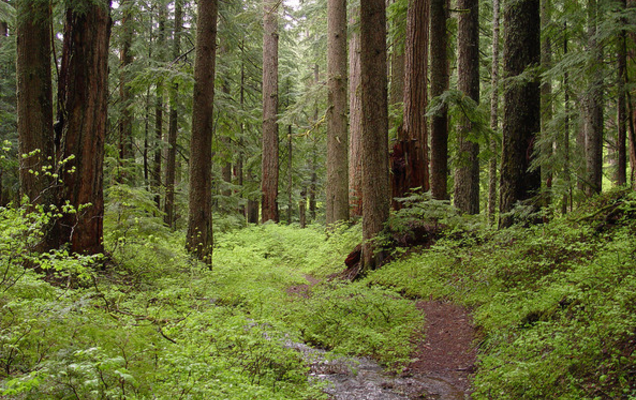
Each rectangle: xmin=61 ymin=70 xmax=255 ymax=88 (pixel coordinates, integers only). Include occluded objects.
xmin=287 ymin=276 xmax=478 ymax=399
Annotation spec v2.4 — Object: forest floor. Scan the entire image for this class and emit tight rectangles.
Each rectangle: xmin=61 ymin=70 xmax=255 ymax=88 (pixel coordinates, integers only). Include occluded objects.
xmin=287 ymin=278 xmax=477 ymax=399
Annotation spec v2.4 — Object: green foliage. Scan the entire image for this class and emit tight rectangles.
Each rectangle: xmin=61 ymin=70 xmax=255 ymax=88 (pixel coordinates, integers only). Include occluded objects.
xmin=366 ymin=191 xmax=636 ymax=399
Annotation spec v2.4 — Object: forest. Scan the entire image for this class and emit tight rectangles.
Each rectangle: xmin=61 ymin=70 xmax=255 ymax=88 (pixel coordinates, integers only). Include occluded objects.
xmin=1 ymin=0 xmax=636 ymax=398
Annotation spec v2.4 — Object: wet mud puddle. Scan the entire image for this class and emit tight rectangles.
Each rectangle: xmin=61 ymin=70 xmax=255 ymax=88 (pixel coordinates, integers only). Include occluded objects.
xmin=287 ymin=342 xmax=467 ymax=400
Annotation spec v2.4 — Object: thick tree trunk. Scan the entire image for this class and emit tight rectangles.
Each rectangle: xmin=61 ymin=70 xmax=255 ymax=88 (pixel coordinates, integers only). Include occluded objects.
xmin=165 ymin=0 xmax=182 ymax=228
xmin=57 ymin=1 xmax=112 ymax=255
xmin=186 ymin=0 xmax=217 ymax=266
xmin=360 ymin=0 xmax=389 ymax=271
xmin=349 ymin=32 xmax=363 ymax=218
xmin=16 ymin=0 xmax=54 ymax=205
xmin=261 ymin=0 xmax=280 ymax=223
xmin=429 ymin=0 xmax=450 ymax=200
xmin=118 ymin=0 xmax=134 ymax=183
xmin=499 ymin=0 xmax=540 ymax=228
xmin=397 ymin=0 xmax=430 ymax=203
xmin=585 ymin=0 xmax=603 ymax=196
xmin=454 ymin=0 xmax=480 ymax=214
xmin=326 ymin=0 xmax=350 ymax=226
xmin=488 ymin=0 xmax=500 ymax=223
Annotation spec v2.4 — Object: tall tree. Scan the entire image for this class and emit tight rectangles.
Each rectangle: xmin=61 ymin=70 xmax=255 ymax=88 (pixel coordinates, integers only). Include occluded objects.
xmin=262 ymin=0 xmax=279 ymax=223
xmin=326 ymin=0 xmax=349 ymax=225
xmin=488 ymin=0 xmax=500 ymax=222
xmin=57 ymin=0 xmax=112 ymax=254
xmin=360 ymin=0 xmax=389 ymax=271
xmin=16 ymin=0 xmax=54 ymax=206
xmin=398 ymin=0 xmax=430 ymax=198
xmin=186 ymin=0 xmax=218 ymax=265
xmin=164 ymin=0 xmax=182 ymax=228
xmin=349 ymin=22 xmax=363 ymax=217
xmin=454 ymin=0 xmax=480 ymax=214
xmin=153 ymin=4 xmax=167 ymax=207
xmin=584 ymin=0 xmax=603 ymax=196
xmin=617 ymin=0 xmax=628 ymax=186
xmin=117 ymin=0 xmax=134 ymax=183
xmin=499 ymin=0 xmax=540 ymax=228
xmin=429 ymin=0 xmax=450 ymax=200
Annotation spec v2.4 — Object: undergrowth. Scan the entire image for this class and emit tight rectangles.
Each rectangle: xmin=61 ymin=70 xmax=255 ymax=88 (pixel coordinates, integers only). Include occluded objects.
xmin=366 ymin=189 xmax=636 ymax=399
xmin=0 ymin=197 xmax=422 ymax=399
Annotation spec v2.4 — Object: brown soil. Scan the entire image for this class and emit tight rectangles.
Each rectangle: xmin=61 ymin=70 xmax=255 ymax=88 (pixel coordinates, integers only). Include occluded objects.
xmin=406 ymin=300 xmax=478 ymax=395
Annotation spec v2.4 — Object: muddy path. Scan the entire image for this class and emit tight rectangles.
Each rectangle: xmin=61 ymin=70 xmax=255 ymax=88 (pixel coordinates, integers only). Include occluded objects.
xmin=288 ymin=278 xmax=478 ymax=399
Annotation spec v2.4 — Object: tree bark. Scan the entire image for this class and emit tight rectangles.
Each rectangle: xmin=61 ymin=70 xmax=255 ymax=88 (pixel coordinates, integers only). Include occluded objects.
xmin=165 ymin=0 xmax=182 ymax=228
xmin=617 ymin=0 xmax=627 ymax=186
xmin=585 ymin=0 xmax=603 ymax=196
xmin=153 ymin=5 xmax=167 ymax=208
xmin=349 ymin=31 xmax=363 ymax=218
xmin=454 ymin=0 xmax=480 ymax=214
xmin=499 ymin=0 xmax=541 ymax=228
xmin=360 ymin=0 xmax=389 ymax=271
xmin=186 ymin=0 xmax=217 ymax=266
xmin=326 ymin=0 xmax=349 ymax=226
xmin=57 ymin=1 xmax=112 ymax=255
xmin=287 ymin=125 xmax=293 ymax=224
xmin=16 ymin=0 xmax=55 ymax=205
xmin=429 ymin=0 xmax=450 ymax=200
xmin=262 ymin=0 xmax=279 ymax=223
xmin=398 ymin=0 xmax=430 ymax=202
xmin=488 ymin=0 xmax=500 ymax=223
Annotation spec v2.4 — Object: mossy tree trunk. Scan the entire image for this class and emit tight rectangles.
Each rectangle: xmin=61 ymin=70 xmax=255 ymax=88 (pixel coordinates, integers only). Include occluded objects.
xmin=499 ymin=0 xmax=540 ymax=228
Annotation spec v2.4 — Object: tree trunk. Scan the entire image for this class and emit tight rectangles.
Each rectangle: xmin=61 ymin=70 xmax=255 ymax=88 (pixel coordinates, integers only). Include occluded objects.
xmin=429 ymin=0 xmax=450 ymax=200
xmin=309 ymin=147 xmax=317 ymax=221
xmin=349 ymin=31 xmax=363 ymax=217
xmin=299 ymin=187 xmax=307 ymax=228
xmin=287 ymin=125 xmax=293 ymax=224
xmin=326 ymin=0 xmax=350 ymax=226
xmin=540 ymin=0 xmax=553 ymax=200
xmin=261 ymin=0 xmax=280 ymax=223
xmin=617 ymin=0 xmax=627 ymax=186
xmin=499 ymin=0 xmax=541 ymax=228
xmin=57 ymin=1 xmax=112 ymax=255
xmin=397 ymin=0 xmax=430 ymax=203
xmin=165 ymin=0 xmax=182 ymax=229
xmin=360 ymin=0 xmax=389 ymax=271
xmin=585 ymin=0 xmax=603 ymax=196
xmin=16 ymin=0 xmax=54 ymax=205
xmin=488 ymin=0 xmax=500 ymax=223
xmin=186 ymin=0 xmax=217 ymax=266
xmin=153 ymin=5 xmax=167 ymax=208
xmin=118 ymin=0 xmax=134 ymax=184
xmin=562 ymin=22 xmax=572 ymax=214
xmin=454 ymin=0 xmax=480 ymax=214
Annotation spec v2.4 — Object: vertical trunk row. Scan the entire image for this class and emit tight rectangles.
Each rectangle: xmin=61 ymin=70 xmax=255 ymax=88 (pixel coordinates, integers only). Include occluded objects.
xmin=261 ymin=0 xmax=280 ymax=223
xmin=454 ymin=0 xmax=480 ymax=214
xmin=165 ymin=0 xmax=182 ymax=228
xmin=57 ymin=1 xmax=112 ymax=254
xmin=360 ymin=0 xmax=389 ymax=270
xmin=348 ymin=22 xmax=363 ymax=218
xmin=429 ymin=0 xmax=449 ymax=200
xmin=499 ymin=0 xmax=541 ymax=228
xmin=326 ymin=0 xmax=349 ymax=226
xmin=186 ymin=0 xmax=217 ymax=266
xmin=488 ymin=0 xmax=500 ymax=223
